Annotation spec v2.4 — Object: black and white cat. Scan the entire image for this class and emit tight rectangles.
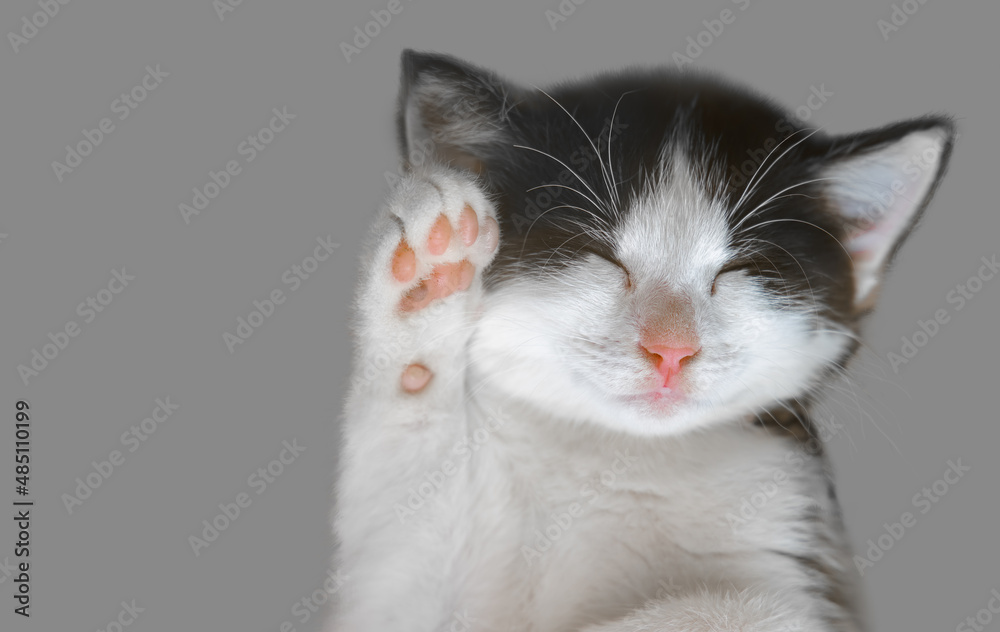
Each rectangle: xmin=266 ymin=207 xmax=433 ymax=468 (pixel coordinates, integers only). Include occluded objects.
xmin=327 ymin=51 xmax=954 ymax=632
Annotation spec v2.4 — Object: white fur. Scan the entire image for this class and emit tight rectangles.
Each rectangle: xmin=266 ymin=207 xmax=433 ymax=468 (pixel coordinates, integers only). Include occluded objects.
xmin=326 ymin=160 xmax=859 ymax=632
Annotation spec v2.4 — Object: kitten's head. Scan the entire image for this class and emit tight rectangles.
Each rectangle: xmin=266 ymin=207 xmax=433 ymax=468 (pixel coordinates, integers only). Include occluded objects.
xmin=397 ymin=50 xmax=954 ymax=437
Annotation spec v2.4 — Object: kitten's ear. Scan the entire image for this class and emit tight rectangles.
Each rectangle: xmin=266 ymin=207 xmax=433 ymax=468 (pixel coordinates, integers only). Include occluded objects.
xmin=398 ymin=50 xmax=515 ymax=174
xmin=820 ymin=117 xmax=956 ymax=309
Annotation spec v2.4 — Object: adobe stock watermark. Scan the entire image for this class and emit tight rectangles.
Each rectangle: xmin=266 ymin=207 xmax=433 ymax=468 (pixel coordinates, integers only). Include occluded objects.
xmin=726 ymin=416 xmax=845 ymax=533
xmin=340 ymin=0 xmax=414 ymax=63
xmin=188 ymin=438 xmax=307 ymax=556
xmin=17 ymin=267 xmax=135 ymax=385
xmin=956 ymin=588 xmax=1000 ymax=632
xmin=7 ymin=0 xmax=72 ymax=54
xmin=886 ymin=254 xmax=997 ymax=374
xmin=520 ymin=448 xmax=641 ymax=565
xmin=513 ymin=117 xmax=629 ymax=235
xmin=213 ymin=0 xmax=245 ymax=22
xmin=350 ymin=294 xmax=458 ymax=395
xmin=383 ymin=78 xmax=510 ymax=189
xmin=94 ymin=599 xmax=144 ymax=632
xmin=877 ymin=0 xmax=931 ymax=41
xmin=672 ymin=0 xmax=752 ymax=70
xmin=61 ymin=397 xmax=180 ymax=515
xmin=222 ymin=234 xmax=339 ymax=353
xmin=279 ymin=568 xmax=350 ymax=632
xmin=384 ymin=134 xmax=440 ymax=188
xmin=0 ymin=557 xmax=18 ymax=586
xmin=842 ymin=138 xmax=941 ymax=234
xmin=393 ymin=407 xmax=510 ymax=524
xmin=443 ymin=610 xmax=476 ymax=632
xmin=545 ymin=0 xmax=589 ymax=31
xmin=853 ymin=458 xmax=971 ymax=576
xmin=51 ymin=65 xmax=169 ymax=182
xmin=652 ymin=576 xmax=683 ymax=601
xmin=179 ymin=106 xmax=296 ymax=224
xmin=726 ymin=83 xmax=833 ymax=194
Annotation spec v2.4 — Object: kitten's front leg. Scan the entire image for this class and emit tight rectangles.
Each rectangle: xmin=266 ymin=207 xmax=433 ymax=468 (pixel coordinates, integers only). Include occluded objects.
xmin=328 ymin=166 xmax=500 ymax=632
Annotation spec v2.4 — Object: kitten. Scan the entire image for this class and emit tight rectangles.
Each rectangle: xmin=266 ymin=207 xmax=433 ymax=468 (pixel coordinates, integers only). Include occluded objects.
xmin=326 ymin=50 xmax=954 ymax=632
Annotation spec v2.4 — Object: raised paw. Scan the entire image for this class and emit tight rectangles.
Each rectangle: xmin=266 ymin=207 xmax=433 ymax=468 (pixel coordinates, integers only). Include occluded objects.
xmin=368 ymin=170 xmax=500 ymax=395
xmin=389 ymin=202 xmax=499 ymax=315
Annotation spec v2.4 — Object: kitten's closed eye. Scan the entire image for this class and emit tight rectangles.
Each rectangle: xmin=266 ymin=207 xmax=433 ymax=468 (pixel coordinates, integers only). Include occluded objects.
xmin=617 ymin=260 xmax=633 ymax=290
xmin=710 ymin=261 xmax=756 ymax=296
xmin=592 ymin=253 xmax=632 ymax=290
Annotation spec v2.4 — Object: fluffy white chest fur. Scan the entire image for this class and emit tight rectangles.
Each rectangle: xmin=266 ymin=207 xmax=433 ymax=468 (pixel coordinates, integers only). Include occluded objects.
xmin=333 ymin=385 xmax=854 ymax=632
xmin=387 ymin=399 xmax=849 ymax=632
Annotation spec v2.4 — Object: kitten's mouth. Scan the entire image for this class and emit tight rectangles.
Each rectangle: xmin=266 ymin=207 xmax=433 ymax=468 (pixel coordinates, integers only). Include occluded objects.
xmin=633 ymin=386 xmax=687 ymax=409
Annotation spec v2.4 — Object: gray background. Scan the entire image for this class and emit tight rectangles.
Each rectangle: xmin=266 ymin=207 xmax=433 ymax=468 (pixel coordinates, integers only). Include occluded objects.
xmin=0 ymin=1 xmax=996 ymax=631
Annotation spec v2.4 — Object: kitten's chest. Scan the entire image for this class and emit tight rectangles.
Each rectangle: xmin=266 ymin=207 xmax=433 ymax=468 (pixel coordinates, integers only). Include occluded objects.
xmin=461 ymin=407 xmax=822 ymax=629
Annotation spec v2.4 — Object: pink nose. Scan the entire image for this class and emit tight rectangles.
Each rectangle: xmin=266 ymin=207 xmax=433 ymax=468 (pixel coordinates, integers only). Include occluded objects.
xmin=643 ymin=344 xmax=699 ymax=388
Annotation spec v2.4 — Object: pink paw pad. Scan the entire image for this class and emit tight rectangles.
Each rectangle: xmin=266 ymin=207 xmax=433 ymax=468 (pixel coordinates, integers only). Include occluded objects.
xmin=401 ymin=363 xmax=432 ymax=393
xmin=391 ymin=240 xmax=416 ymax=283
xmin=427 ymin=215 xmax=452 ymax=256
xmin=459 ymin=204 xmax=479 ymax=246
xmin=391 ymin=205 xmax=493 ymax=314
xmin=482 ymin=216 xmax=500 ymax=253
